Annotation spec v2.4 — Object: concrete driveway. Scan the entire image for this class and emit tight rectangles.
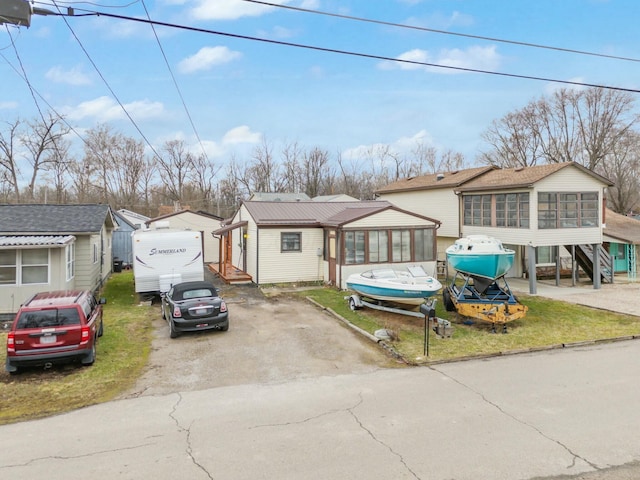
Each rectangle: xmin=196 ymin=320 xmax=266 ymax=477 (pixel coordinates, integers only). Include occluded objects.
xmin=121 ymin=282 xmax=397 ymax=398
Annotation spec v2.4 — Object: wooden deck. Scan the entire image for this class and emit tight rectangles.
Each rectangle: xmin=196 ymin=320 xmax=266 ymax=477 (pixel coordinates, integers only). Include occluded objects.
xmin=208 ymin=263 xmax=252 ymax=284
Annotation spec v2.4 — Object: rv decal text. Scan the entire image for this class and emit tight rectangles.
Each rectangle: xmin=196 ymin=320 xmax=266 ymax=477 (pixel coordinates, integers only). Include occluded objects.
xmin=149 ymin=247 xmax=187 ymax=255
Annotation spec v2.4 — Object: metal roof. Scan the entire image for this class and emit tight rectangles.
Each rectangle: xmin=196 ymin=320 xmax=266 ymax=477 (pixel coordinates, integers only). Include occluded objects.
xmin=603 ymin=209 xmax=640 ymax=245
xmin=242 ymin=200 xmax=393 ymax=227
xmin=0 ymin=204 xmax=114 ymax=234
xmin=0 ymin=235 xmax=75 ymax=248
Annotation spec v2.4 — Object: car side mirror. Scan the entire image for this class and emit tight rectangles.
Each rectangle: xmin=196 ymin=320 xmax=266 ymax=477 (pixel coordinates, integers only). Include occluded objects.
xmin=99 ymin=297 xmax=107 ymax=305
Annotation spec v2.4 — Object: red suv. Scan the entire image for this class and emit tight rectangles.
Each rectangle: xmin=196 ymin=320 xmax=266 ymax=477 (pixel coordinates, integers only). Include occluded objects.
xmin=5 ymin=290 xmax=106 ymax=374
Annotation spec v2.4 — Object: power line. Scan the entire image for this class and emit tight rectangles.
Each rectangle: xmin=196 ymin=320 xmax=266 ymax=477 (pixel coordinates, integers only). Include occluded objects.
xmin=49 ymin=9 xmax=640 ymax=94
xmin=139 ymin=0 xmax=210 ymax=163
xmin=50 ymin=3 xmax=163 ymax=160
xmin=241 ymin=0 xmax=640 ymax=64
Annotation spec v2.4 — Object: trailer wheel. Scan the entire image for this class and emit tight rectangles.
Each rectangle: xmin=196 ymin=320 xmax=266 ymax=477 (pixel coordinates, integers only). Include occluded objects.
xmin=349 ymin=297 xmax=359 ymax=311
xmin=443 ymin=288 xmax=456 ymax=312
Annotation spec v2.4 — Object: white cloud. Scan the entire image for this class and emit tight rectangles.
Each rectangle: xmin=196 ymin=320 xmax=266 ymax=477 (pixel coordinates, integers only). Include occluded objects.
xmin=189 ymin=0 xmax=290 ymax=20
xmin=378 ymin=45 xmax=501 ymax=73
xmin=343 ymin=130 xmax=436 ymax=161
xmin=222 ymin=125 xmax=262 ymax=145
xmin=65 ymin=96 xmax=164 ymax=122
xmin=178 ymin=46 xmax=242 ymax=74
xmin=45 ymin=66 xmax=92 ymax=86
xmin=0 ymin=101 xmax=18 ymax=110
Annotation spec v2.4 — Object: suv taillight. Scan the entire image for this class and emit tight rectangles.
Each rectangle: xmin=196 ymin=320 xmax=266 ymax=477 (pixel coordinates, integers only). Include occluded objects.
xmin=173 ymin=306 xmax=182 ymax=318
xmin=80 ymin=325 xmax=90 ymax=344
xmin=7 ymin=332 xmax=15 ymax=353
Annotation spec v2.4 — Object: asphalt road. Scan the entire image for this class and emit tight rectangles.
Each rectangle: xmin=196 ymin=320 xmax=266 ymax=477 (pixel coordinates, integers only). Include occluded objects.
xmin=2 ymin=337 xmax=639 ymax=479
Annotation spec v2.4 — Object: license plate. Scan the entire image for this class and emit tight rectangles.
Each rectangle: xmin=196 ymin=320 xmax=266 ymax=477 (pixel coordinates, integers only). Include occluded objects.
xmin=196 ymin=323 xmax=208 ymax=328
xmin=195 ymin=308 xmax=207 ymax=315
xmin=40 ymin=335 xmax=56 ymax=344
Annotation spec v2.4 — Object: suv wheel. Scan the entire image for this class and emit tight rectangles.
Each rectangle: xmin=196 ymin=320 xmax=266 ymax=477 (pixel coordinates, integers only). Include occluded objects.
xmin=169 ymin=319 xmax=179 ymax=339
xmin=82 ymin=339 xmax=96 ymax=366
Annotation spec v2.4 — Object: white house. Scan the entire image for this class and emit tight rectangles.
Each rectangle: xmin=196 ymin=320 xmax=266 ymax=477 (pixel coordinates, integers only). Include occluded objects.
xmin=0 ymin=204 xmax=116 ymax=316
xmin=376 ymin=162 xmax=614 ymax=293
xmin=146 ymin=209 xmax=224 ymax=264
xmin=212 ymin=200 xmax=441 ymax=289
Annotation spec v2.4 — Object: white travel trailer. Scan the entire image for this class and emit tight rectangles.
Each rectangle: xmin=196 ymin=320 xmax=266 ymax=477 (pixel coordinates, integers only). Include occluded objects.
xmin=132 ymin=228 xmax=205 ymax=294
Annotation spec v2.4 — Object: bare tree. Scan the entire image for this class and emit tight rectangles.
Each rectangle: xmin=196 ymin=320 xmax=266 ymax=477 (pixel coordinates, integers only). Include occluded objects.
xmin=599 ymin=129 xmax=640 ymax=214
xmin=480 ymin=87 xmax=638 ymax=169
xmin=22 ymin=113 xmax=71 ymax=201
xmin=0 ymin=119 xmax=23 ymax=202
xmin=190 ymin=153 xmax=220 ymax=211
xmin=302 ymin=147 xmax=329 ymax=198
xmin=155 ymin=139 xmax=195 ymax=202
xmin=42 ymin=136 xmax=73 ymax=203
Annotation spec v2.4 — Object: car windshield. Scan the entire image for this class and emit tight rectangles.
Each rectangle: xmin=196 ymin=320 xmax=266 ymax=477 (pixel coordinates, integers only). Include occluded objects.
xmin=16 ymin=308 xmax=81 ymax=329
xmin=181 ymin=288 xmax=214 ymax=300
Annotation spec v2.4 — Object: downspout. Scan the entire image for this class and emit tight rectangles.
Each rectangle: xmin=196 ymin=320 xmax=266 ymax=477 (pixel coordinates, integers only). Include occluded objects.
xmin=454 ymin=190 xmax=463 ymax=237
xmin=255 ymin=228 xmax=259 ymax=285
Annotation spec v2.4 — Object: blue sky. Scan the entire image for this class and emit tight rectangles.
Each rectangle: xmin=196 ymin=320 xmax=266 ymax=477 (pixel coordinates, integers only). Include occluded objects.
xmin=2 ymin=0 xmax=639 ymax=168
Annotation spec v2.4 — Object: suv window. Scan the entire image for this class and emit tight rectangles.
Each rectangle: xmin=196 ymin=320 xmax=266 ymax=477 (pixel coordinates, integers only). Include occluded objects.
xmin=16 ymin=307 xmax=81 ymax=329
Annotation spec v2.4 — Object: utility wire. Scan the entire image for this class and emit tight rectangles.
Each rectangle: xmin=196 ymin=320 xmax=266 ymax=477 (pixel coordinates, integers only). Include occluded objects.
xmin=140 ymin=0 xmax=209 ymax=163
xmin=241 ymin=0 xmax=640 ymax=64
xmin=49 ymin=10 xmax=640 ymax=94
xmin=51 ymin=4 xmax=163 ymax=160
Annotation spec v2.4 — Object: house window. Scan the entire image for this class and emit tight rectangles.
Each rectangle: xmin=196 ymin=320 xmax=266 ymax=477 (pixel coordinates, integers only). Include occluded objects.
xmin=496 ymin=193 xmax=530 ymax=228
xmin=391 ymin=230 xmax=411 ymax=262
xmin=538 ymin=192 xmax=599 ymax=229
xmin=0 ymin=248 xmax=49 ymax=285
xmin=463 ymin=195 xmax=492 ymax=226
xmin=536 ymin=246 xmax=558 ymax=265
xmin=368 ymin=231 xmax=388 ymax=263
xmin=93 ymin=243 xmax=99 ymax=264
xmin=344 ymin=227 xmax=437 ymax=264
xmin=22 ymin=249 xmax=48 ymax=284
xmin=281 ymin=232 xmax=302 ymax=252
xmin=414 ymin=229 xmax=435 ymax=261
xmin=66 ymin=243 xmax=75 ymax=281
xmin=0 ymin=249 xmax=17 ymax=285
xmin=345 ymin=231 xmax=365 ymax=264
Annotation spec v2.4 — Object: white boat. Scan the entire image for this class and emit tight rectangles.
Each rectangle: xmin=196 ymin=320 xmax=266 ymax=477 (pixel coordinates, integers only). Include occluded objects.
xmin=346 ymin=265 xmax=442 ymax=306
xmin=445 ymin=235 xmax=515 ymax=280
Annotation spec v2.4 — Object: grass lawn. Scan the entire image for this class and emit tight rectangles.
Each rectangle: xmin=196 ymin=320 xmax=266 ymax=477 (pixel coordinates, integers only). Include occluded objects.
xmin=0 ymin=272 xmax=153 ymax=425
xmin=302 ymin=288 xmax=640 ymax=364
xmin=1 ymin=276 xmax=639 ymax=425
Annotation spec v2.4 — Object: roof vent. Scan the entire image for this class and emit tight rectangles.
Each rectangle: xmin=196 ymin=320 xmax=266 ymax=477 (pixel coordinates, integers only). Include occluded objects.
xmin=436 ymin=173 xmax=445 ymax=181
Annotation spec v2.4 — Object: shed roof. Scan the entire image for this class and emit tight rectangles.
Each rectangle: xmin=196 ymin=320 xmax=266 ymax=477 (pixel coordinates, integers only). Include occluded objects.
xmin=603 ymin=209 xmax=640 ymax=245
xmin=0 ymin=204 xmax=115 ymax=234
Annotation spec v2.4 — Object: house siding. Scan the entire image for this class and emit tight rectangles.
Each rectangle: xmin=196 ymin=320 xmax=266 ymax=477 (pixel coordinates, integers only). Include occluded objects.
xmin=0 ymin=247 xmax=73 ymax=315
xmin=379 ymin=189 xmax=459 ymax=237
xmin=148 ymin=212 xmax=221 ymax=264
xmin=257 ymin=228 xmax=324 ymax=284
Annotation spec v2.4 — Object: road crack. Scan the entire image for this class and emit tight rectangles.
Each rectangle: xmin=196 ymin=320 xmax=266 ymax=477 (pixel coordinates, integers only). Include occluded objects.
xmin=431 ymin=367 xmax=599 ymax=472
xmin=170 ymin=393 xmax=215 ymax=480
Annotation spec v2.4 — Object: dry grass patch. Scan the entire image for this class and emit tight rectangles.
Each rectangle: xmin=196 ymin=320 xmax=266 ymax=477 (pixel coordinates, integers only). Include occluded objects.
xmin=0 ymin=272 xmax=153 ymax=425
xmin=303 ymin=288 xmax=640 ymax=364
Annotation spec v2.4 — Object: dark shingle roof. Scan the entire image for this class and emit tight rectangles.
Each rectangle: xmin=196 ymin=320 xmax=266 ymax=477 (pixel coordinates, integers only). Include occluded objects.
xmin=376 ymin=166 xmax=495 ymax=194
xmin=604 ymin=209 xmax=640 ymax=245
xmin=457 ymin=162 xmax=613 ymax=192
xmin=0 ymin=204 xmax=114 ymax=234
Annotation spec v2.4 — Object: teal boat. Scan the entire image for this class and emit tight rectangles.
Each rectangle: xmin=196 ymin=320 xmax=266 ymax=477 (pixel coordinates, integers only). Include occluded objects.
xmin=445 ymin=235 xmax=515 ymax=280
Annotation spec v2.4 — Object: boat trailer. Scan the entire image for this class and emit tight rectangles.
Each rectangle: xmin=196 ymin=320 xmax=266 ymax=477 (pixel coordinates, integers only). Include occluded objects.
xmin=443 ymin=271 xmax=528 ymax=333
xmin=346 ymin=293 xmax=427 ymax=318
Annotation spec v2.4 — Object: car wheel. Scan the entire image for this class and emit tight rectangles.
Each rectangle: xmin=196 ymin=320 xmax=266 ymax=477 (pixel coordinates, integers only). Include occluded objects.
xmin=220 ymin=320 xmax=229 ymax=332
xmin=169 ymin=319 xmax=179 ymax=338
xmin=82 ymin=339 xmax=96 ymax=366
xmin=161 ymin=305 xmax=166 ymax=320
xmin=97 ymin=320 xmax=104 ymax=337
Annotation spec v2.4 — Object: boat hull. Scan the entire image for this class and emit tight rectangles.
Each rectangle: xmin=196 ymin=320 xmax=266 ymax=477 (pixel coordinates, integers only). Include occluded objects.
xmin=346 ymin=267 xmax=442 ymax=306
xmin=446 ymin=251 xmax=514 ymax=280
xmin=445 ymin=235 xmax=515 ymax=280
